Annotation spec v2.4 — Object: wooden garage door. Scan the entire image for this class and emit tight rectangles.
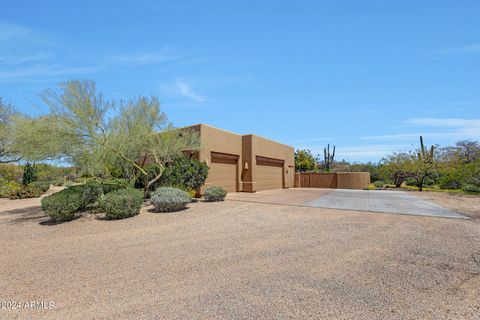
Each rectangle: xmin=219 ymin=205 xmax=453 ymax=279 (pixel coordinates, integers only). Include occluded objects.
xmin=256 ymin=156 xmax=284 ymax=191
xmin=208 ymin=152 xmax=238 ymax=192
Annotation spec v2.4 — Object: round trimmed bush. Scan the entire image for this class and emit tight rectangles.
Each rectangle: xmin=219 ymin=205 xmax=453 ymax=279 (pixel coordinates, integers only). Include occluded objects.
xmin=151 ymin=187 xmax=191 ymax=212
xmin=100 ymin=189 xmax=143 ymax=220
xmin=373 ymin=181 xmax=385 ymax=188
xmin=41 ymin=187 xmax=84 ymax=221
xmin=204 ymin=186 xmax=227 ymax=202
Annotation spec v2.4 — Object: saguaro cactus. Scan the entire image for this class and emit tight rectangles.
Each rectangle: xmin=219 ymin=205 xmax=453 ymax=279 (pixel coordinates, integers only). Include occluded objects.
xmin=413 ymin=136 xmax=436 ymax=191
xmin=323 ymin=144 xmax=335 ymax=171
xmin=418 ymin=136 xmax=435 ymax=164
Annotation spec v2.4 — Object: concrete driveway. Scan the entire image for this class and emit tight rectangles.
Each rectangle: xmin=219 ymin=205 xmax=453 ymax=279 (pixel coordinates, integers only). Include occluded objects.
xmin=228 ymin=188 xmax=467 ymax=219
xmin=305 ymin=189 xmax=466 ymax=219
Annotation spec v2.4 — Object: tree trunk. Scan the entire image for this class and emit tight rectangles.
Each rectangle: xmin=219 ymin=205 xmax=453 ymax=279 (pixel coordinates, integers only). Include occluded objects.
xmin=143 ymin=165 xmax=165 ymax=198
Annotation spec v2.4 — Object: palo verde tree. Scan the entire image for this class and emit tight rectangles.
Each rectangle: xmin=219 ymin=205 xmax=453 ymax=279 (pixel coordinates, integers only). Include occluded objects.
xmin=20 ymin=80 xmax=200 ymax=197
xmin=0 ymin=97 xmax=22 ymax=163
xmin=406 ymin=136 xmax=437 ymax=191
xmin=381 ymin=152 xmax=412 ymax=187
xmin=294 ymin=149 xmax=318 ymax=172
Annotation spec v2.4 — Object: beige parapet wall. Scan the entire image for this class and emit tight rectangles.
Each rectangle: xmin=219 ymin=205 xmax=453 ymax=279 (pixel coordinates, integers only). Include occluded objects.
xmin=294 ymin=172 xmax=370 ymax=189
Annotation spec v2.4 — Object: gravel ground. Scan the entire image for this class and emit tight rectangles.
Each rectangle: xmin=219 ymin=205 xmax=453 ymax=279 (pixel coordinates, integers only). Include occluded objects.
xmin=412 ymin=191 xmax=480 ymax=219
xmin=1 ymin=199 xmax=480 ymax=319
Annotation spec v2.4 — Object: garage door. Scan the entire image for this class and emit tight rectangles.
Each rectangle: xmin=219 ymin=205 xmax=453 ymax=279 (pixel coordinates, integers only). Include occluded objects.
xmin=256 ymin=156 xmax=284 ymax=191
xmin=208 ymin=152 xmax=238 ymax=192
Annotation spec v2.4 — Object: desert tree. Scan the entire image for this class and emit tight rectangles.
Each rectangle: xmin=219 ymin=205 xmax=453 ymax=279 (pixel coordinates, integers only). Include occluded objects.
xmin=381 ymin=152 xmax=412 ymax=187
xmin=294 ymin=149 xmax=318 ymax=172
xmin=454 ymin=140 xmax=480 ymax=164
xmin=0 ymin=97 xmax=22 ymax=163
xmin=20 ymin=79 xmax=199 ymax=196
xmin=406 ymin=136 xmax=437 ymax=191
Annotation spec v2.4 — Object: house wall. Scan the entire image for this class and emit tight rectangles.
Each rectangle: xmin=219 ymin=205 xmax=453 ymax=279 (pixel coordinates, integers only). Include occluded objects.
xmin=190 ymin=124 xmax=243 ymax=192
xmin=243 ymin=135 xmax=295 ymax=192
xmin=184 ymin=124 xmax=294 ymax=193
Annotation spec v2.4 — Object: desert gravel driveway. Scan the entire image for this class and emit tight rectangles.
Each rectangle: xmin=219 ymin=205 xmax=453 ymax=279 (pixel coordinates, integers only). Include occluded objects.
xmin=1 ymin=199 xmax=480 ymax=319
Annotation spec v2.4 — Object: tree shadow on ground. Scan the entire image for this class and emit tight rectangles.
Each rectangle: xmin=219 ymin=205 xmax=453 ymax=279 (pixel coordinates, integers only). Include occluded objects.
xmin=0 ymin=206 xmax=82 ymax=226
xmin=1 ymin=206 xmax=50 ymax=225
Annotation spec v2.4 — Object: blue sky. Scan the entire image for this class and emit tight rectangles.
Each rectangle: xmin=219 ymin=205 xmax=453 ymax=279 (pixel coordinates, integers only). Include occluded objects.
xmin=1 ymin=0 xmax=479 ymax=162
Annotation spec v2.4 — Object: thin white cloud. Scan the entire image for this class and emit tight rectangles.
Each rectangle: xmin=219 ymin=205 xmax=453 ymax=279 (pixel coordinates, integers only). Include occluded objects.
xmin=0 ymin=52 xmax=53 ymax=66
xmin=0 ymin=65 xmax=100 ymax=82
xmin=0 ymin=23 xmax=34 ymax=43
xmin=175 ymin=79 xmax=206 ymax=103
xmin=290 ymin=137 xmax=333 ymax=145
xmin=431 ymin=44 xmax=480 ymax=54
xmin=302 ymin=144 xmax=410 ymax=161
xmin=0 ymin=22 xmax=52 ymax=48
xmin=158 ymin=79 xmax=206 ymax=104
xmin=110 ymin=47 xmax=185 ymax=66
xmin=361 ymin=117 xmax=480 ymax=141
xmin=406 ymin=117 xmax=480 ymax=127
xmin=0 ymin=23 xmax=195 ymax=82
xmin=336 ymin=144 xmax=409 ymax=159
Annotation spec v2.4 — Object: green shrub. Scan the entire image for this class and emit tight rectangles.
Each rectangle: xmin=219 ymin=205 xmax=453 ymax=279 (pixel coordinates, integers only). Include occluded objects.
xmin=373 ymin=181 xmax=385 ymax=188
xmin=0 ymin=180 xmax=46 ymax=199
xmin=151 ymin=187 xmax=191 ymax=212
xmin=0 ymin=181 xmax=21 ymax=198
xmin=159 ymin=184 xmax=197 ymax=200
xmin=405 ymin=179 xmax=417 ymax=187
xmin=28 ymin=180 xmax=51 ymax=193
xmin=100 ymin=189 xmax=143 ymax=220
xmin=22 ymin=162 xmax=38 ymax=186
xmin=462 ymin=184 xmax=480 ymax=194
xmin=185 ymin=188 xmax=197 ymax=199
xmin=81 ymin=184 xmax=104 ymax=208
xmin=6 ymin=185 xmax=45 ymax=199
xmin=41 ymin=188 xmax=84 ymax=221
xmin=158 ymin=156 xmax=209 ymax=191
xmin=204 ymin=186 xmax=227 ymax=202
xmin=100 ymin=180 xmax=132 ymax=194
xmin=439 ymin=180 xmax=462 ymax=190
xmin=67 ymin=184 xmax=119 ymax=210
xmin=52 ymin=178 xmax=65 ymax=186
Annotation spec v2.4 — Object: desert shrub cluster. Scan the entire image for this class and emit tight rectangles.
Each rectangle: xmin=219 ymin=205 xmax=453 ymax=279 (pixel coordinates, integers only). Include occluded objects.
xmin=204 ymin=186 xmax=227 ymax=202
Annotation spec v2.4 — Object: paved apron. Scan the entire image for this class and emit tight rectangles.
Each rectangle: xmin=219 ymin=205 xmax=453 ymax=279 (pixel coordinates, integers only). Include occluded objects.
xmin=305 ymin=189 xmax=468 ymax=219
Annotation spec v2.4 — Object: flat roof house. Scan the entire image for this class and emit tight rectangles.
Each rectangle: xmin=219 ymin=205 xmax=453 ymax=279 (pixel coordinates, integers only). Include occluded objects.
xmin=185 ymin=124 xmax=294 ymax=193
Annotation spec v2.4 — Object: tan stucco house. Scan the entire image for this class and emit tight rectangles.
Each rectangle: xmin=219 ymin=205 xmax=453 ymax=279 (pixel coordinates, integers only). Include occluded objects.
xmin=185 ymin=124 xmax=294 ymax=193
